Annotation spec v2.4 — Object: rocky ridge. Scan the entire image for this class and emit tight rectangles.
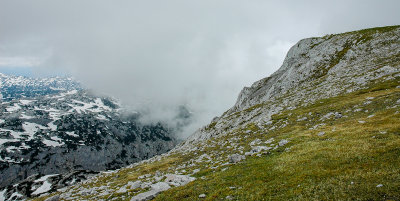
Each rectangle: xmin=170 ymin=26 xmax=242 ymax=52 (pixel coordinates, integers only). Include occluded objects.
xmin=184 ymin=25 xmax=400 ymax=145
xmin=31 ymin=25 xmax=400 ymax=200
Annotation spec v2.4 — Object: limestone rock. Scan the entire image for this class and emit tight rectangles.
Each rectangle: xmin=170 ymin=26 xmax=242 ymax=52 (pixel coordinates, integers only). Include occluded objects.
xmin=228 ymin=154 xmax=245 ymax=163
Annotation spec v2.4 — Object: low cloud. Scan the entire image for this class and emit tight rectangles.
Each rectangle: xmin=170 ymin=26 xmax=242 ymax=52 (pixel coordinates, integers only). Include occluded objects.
xmin=1 ymin=0 xmax=399 ymax=138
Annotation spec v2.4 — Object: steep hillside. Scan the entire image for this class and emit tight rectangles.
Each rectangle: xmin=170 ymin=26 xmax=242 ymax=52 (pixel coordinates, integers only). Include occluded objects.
xmin=31 ymin=25 xmax=400 ymax=201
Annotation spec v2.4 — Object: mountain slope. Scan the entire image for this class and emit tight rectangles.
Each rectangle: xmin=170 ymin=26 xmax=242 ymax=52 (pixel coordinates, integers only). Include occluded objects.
xmin=0 ymin=75 xmax=182 ymax=200
xmin=33 ymin=25 xmax=400 ymax=201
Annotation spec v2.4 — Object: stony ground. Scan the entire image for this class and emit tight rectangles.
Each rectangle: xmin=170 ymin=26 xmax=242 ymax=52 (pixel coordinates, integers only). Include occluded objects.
xmin=30 ymin=25 xmax=400 ymax=201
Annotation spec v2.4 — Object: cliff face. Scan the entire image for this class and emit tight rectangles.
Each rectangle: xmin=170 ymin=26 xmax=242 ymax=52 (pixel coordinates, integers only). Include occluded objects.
xmin=232 ymin=26 xmax=399 ymax=112
xmin=14 ymin=25 xmax=400 ymax=201
xmin=182 ymin=25 xmax=400 ymax=144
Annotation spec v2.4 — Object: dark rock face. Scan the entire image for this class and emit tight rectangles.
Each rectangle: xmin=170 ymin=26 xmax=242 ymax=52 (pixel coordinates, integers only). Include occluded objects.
xmin=1 ymin=170 xmax=98 ymax=200
xmin=0 ymin=74 xmax=184 ymax=199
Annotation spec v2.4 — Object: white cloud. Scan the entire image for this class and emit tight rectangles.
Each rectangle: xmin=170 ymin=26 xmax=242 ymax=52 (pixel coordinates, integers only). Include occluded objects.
xmin=0 ymin=0 xmax=399 ymax=138
xmin=0 ymin=57 xmax=43 ymax=67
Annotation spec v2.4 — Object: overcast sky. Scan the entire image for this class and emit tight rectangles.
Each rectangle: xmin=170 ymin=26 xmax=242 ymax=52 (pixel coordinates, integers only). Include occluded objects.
xmin=1 ymin=0 xmax=399 ymax=138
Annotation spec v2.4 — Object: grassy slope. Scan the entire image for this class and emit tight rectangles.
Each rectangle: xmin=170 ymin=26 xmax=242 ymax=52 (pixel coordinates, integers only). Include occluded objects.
xmin=35 ymin=77 xmax=400 ymax=201
xmin=155 ymin=77 xmax=400 ymax=200
xmin=32 ymin=25 xmax=400 ymax=200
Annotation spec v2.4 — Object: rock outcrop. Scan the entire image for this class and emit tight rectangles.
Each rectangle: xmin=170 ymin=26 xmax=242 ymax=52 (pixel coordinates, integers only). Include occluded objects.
xmin=183 ymin=25 xmax=400 ymax=146
xmin=8 ymin=25 xmax=400 ymax=201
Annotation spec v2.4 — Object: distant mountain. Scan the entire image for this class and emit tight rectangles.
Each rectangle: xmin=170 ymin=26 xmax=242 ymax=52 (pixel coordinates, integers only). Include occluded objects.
xmin=0 ymin=74 xmax=183 ymax=199
xmin=0 ymin=73 xmax=81 ymax=101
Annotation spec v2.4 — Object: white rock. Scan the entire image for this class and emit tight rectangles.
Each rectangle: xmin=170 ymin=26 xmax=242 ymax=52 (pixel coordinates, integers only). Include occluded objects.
xmin=309 ymin=123 xmax=326 ymax=130
xmin=296 ymin=117 xmax=308 ymax=121
xmin=278 ymin=139 xmax=289 ymax=146
xmin=127 ymin=181 xmax=142 ymax=189
xmin=265 ymin=138 xmax=274 ymax=144
xmin=364 ymin=100 xmax=372 ymax=105
xmin=199 ymin=194 xmax=206 ymax=198
xmin=140 ymin=182 xmax=152 ymax=189
xmin=138 ymin=174 xmax=151 ymax=179
xmin=320 ymin=112 xmax=334 ymax=121
xmin=334 ymin=112 xmax=343 ymax=119
xmin=151 ymin=182 xmax=170 ymax=191
xmin=251 ymin=146 xmax=272 ymax=153
xmin=130 ymin=190 xmax=160 ymax=201
xmin=130 ymin=182 xmax=170 ymax=201
xmin=228 ymin=154 xmax=245 ymax=163
xmin=44 ymin=195 xmax=60 ymax=201
xmin=117 ymin=186 xmax=127 ymax=193
xmin=250 ymin=139 xmax=262 ymax=146
xmin=164 ymin=174 xmax=195 ymax=186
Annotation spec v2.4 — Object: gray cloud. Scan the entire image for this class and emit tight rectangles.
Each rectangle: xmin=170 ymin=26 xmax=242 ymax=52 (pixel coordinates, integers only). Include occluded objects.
xmin=1 ymin=0 xmax=399 ymax=138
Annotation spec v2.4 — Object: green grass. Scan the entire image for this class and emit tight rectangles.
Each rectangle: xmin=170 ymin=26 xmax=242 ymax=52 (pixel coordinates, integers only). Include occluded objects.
xmin=32 ymin=25 xmax=400 ymax=201
xmin=34 ymin=77 xmax=400 ymax=201
xmin=302 ymin=25 xmax=399 ymax=82
xmin=155 ymin=78 xmax=400 ymax=201
xmin=333 ymin=25 xmax=399 ymax=39
xmin=309 ymin=40 xmax=352 ymax=80
xmin=205 ymin=121 xmax=217 ymax=131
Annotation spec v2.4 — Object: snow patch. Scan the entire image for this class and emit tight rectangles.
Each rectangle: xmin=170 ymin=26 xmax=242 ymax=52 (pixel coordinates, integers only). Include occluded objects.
xmin=20 ymin=114 xmax=34 ymax=119
xmin=22 ymin=122 xmax=46 ymax=140
xmin=47 ymin=121 xmax=58 ymax=131
xmin=32 ymin=181 xmax=52 ymax=195
xmin=68 ymin=98 xmax=112 ymax=114
xmin=66 ymin=131 xmax=79 ymax=137
xmin=6 ymin=146 xmax=17 ymax=152
xmin=50 ymin=136 xmax=63 ymax=142
xmin=96 ymin=114 xmax=108 ymax=120
xmin=6 ymin=103 xmax=21 ymax=112
xmin=49 ymin=86 xmax=66 ymax=91
xmin=34 ymin=174 xmax=59 ymax=182
xmin=0 ymin=189 xmax=6 ymax=201
xmin=20 ymin=100 xmax=34 ymax=105
xmin=9 ymin=192 xmax=22 ymax=200
xmin=65 ymin=90 xmax=77 ymax=95
xmin=0 ymin=138 xmax=18 ymax=146
xmin=43 ymin=139 xmax=64 ymax=147
xmin=0 ymin=128 xmax=23 ymax=139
